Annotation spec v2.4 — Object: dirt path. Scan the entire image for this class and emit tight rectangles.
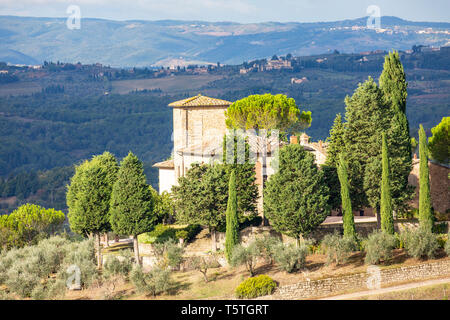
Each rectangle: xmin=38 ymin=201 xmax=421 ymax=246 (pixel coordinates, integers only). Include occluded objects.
xmin=320 ymin=277 xmax=450 ymax=300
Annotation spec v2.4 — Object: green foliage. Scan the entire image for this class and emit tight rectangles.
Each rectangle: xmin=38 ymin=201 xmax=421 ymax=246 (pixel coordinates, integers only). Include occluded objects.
xmin=235 ymin=275 xmax=277 ymax=299
xmin=322 ymin=232 xmax=358 ymax=265
xmin=138 ymin=224 xmax=201 ymax=244
xmin=344 ymin=77 xmax=390 ymax=210
xmin=323 ymin=113 xmax=346 ymax=211
xmin=222 ymin=133 xmax=259 ymax=221
xmin=230 ymin=242 xmax=261 ymax=276
xmin=149 ymin=188 xmax=174 ymax=223
xmin=380 ymin=132 xmax=395 ymax=235
xmin=103 ymin=250 xmax=134 ymax=280
xmin=225 ymin=170 xmax=239 ymax=262
xmin=364 ymin=230 xmax=397 ymax=265
xmin=264 ymin=144 xmax=330 ymax=240
xmin=152 ymin=239 xmax=184 ymax=269
xmin=109 ymin=152 xmax=156 ymax=237
xmin=175 ymin=230 xmax=189 ymax=240
xmin=428 ymin=117 xmax=449 ymax=164
xmin=254 ymin=236 xmax=281 ymax=265
xmin=225 ymin=93 xmax=304 ymax=132
xmin=273 ymin=243 xmax=308 ymax=273
xmin=0 ymin=203 xmax=65 ymax=248
xmin=379 ymin=51 xmax=414 ymax=215
xmin=445 ymin=232 xmax=450 ymax=256
xmin=418 ymin=125 xmax=433 ymax=231
xmin=67 ymin=152 xmax=119 ymax=236
xmin=173 ymin=164 xmax=227 ymax=234
xmin=402 ymin=227 xmax=439 ymax=259
xmin=337 ymin=154 xmax=356 ymax=240
xmin=0 ymin=236 xmax=98 ymax=299
xmin=130 ymin=265 xmax=171 ymax=296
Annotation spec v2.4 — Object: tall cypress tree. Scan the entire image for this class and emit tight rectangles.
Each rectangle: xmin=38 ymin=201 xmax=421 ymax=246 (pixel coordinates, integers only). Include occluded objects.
xmin=323 ymin=113 xmax=346 ymax=212
xmin=109 ymin=152 xmax=157 ymax=265
xmin=418 ymin=125 xmax=433 ymax=231
xmin=344 ymin=77 xmax=390 ymax=212
xmin=225 ymin=170 xmax=239 ymax=262
xmin=337 ymin=154 xmax=356 ymax=240
xmin=380 ymin=132 xmax=395 ymax=234
xmin=379 ymin=51 xmax=413 ymax=214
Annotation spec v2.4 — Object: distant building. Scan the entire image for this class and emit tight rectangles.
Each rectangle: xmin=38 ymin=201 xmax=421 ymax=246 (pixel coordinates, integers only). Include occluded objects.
xmin=291 ymin=77 xmax=308 ymax=84
xmin=266 ymin=58 xmax=292 ymax=70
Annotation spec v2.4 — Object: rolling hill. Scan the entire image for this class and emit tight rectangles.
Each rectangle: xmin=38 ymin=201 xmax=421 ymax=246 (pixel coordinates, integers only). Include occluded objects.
xmin=0 ymin=15 xmax=449 ymax=67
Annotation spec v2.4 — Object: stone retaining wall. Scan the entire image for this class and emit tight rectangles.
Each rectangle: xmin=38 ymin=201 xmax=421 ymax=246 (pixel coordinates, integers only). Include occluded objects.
xmin=257 ymin=259 xmax=450 ymax=300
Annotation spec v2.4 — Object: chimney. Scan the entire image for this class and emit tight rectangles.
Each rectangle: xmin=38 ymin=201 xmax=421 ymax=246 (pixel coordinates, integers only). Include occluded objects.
xmin=413 ymin=153 xmax=418 ymax=160
xmin=300 ymin=133 xmax=309 ymax=146
xmin=319 ymin=140 xmax=323 ymax=149
xmin=290 ymin=135 xmax=298 ymax=145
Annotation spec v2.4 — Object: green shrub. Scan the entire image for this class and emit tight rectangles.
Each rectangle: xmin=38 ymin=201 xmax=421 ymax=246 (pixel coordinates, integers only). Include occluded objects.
xmin=139 ymin=224 xmax=202 ymax=244
xmin=235 ymin=275 xmax=277 ymax=299
xmin=254 ymin=236 xmax=281 ymax=265
xmin=0 ymin=236 xmax=98 ymax=299
xmin=175 ymin=230 xmax=188 ymax=240
xmin=103 ymin=250 xmax=134 ymax=280
xmin=57 ymin=239 xmax=99 ymax=288
xmin=152 ymin=239 xmax=184 ymax=269
xmin=230 ymin=242 xmax=261 ymax=276
xmin=436 ymin=233 xmax=448 ymax=249
xmin=322 ymin=232 xmax=357 ymax=265
xmin=273 ymin=243 xmax=308 ymax=273
xmin=364 ymin=231 xmax=396 ymax=265
xmin=394 ymin=232 xmax=404 ymax=249
xmin=403 ymin=227 xmax=440 ymax=259
xmin=445 ymin=232 xmax=450 ymax=256
xmin=5 ymin=260 xmax=41 ymax=298
xmin=130 ymin=265 xmax=171 ymax=296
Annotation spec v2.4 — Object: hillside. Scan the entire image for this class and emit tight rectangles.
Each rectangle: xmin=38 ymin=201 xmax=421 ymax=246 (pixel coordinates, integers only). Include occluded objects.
xmin=0 ymin=15 xmax=449 ymax=66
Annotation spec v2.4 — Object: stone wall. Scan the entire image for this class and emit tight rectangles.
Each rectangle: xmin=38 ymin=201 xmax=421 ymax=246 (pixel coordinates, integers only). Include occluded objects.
xmin=257 ymin=259 xmax=450 ymax=300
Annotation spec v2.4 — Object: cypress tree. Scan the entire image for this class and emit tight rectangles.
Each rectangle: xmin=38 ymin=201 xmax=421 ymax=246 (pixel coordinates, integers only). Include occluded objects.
xmin=379 ymin=51 xmax=413 ymax=213
xmin=418 ymin=125 xmax=433 ymax=231
xmin=109 ymin=152 xmax=157 ymax=265
xmin=380 ymin=132 xmax=395 ymax=234
xmin=264 ymin=144 xmax=330 ymax=244
xmin=66 ymin=151 xmax=119 ymax=268
xmin=323 ymin=113 xmax=346 ymax=212
xmin=344 ymin=77 xmax=390 ymax=213
xmin=337 ymin=154 xmax=356 ymax=240
xmin=225 ymin=170 xmax=239 ymax=262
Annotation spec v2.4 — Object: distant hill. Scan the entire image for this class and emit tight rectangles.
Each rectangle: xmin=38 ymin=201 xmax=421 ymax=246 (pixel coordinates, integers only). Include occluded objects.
xmin=0 ymin=15 xmax=449 ymax=67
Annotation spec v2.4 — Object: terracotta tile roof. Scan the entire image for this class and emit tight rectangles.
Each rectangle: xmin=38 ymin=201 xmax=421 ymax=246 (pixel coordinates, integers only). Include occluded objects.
xmin=152 ymin=159 xmax=174 ymax=169
xmin=168 ymin=94 xmax=232 ymax=107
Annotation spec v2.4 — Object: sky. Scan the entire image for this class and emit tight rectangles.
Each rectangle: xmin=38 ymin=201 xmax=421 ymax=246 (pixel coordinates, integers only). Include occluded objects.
xmin=0 ymin=0 xmax=449 ymax=23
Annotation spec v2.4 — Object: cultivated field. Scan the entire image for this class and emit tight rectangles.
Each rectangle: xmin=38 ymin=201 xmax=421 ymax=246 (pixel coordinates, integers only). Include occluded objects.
xmin=110 ymin=75 xmax=223 ymax=94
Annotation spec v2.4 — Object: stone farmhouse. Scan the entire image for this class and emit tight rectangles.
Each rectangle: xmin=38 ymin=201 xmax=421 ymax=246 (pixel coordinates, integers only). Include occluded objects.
xmin=153 ymin=94 xmax=450 ymax=219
